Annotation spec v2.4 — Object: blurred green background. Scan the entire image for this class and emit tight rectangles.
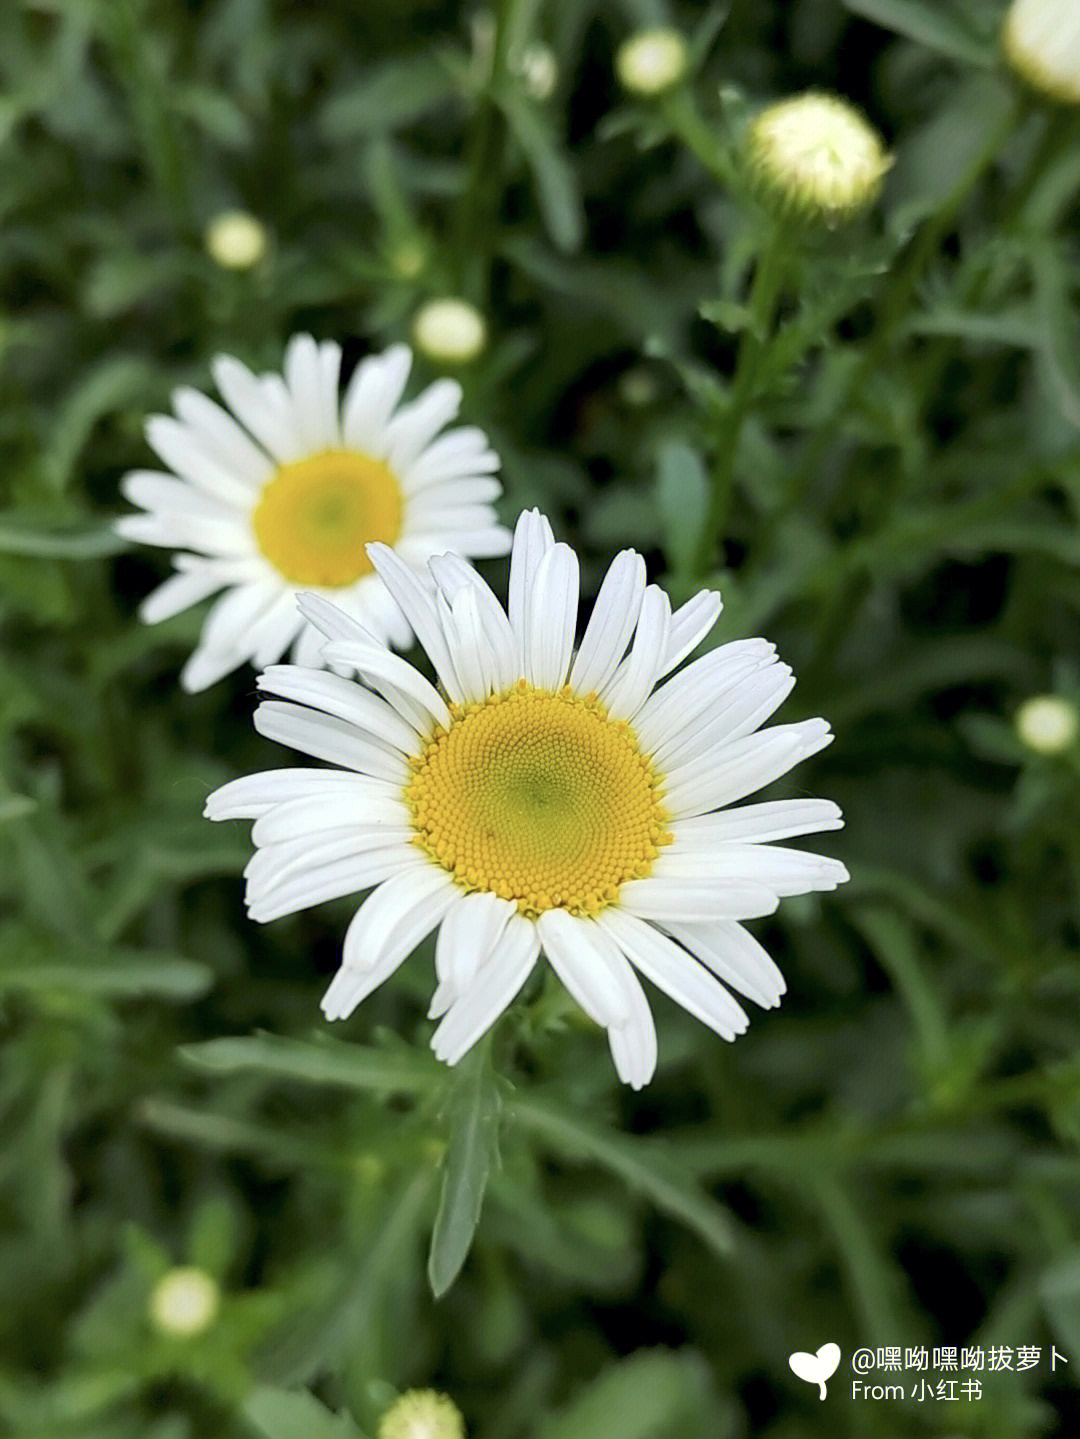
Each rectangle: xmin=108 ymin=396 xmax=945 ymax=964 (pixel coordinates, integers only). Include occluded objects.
xmin=3 ymin=0 xmax=1080 ymax=1435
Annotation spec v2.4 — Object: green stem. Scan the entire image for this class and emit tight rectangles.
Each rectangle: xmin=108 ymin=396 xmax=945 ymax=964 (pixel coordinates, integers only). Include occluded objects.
xmin=695 ymin=227 xmax=786 ymax=574
xmin=659 ymin=86 xmax=738 ymax=188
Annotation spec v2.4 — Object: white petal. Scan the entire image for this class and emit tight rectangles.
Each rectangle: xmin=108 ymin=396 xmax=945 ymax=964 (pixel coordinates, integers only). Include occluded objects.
xmin=180 ymin=644 xmax=246 ymax=692
xmin=249 ymin=591 xmax=305 ymax=669
xmin=618 ymin=876 xmax=779 ymax=922
xmin=205 ymin=769 xmax=403 ymax=821
xmin=524 ymin=543 xmax=579 ymax=691
xmin=600 ymin=586 xmax=671 ymax=720
xmin=653 ymin=662 xmax=795 ymax=771
xmin=633 ymin=640 xmax=774 ymax=754
xmin=536 ymin=909 xmax=633 ymax=1028
xmin=254 ymin=700 xmax=410 ymax=780
xmin=668 ymin=799 xmax=844 ymax=846
xmin=245 ymin=825 xmax=412 ymax=893
xmin=508 ymin=510 xmax=554 ymax=668
xmin=432 ymin=889 xmax=515 ymax=1011
xmin=115 ymin=511 xmax=253 ymax=555
xmin=653 ymin=844 xmax=849 ymax=895
xmin=405 ymin=476 xmax=501 ymax=508
xmin=292 ymin=620 xmax=327 ymax=669
xmin=251 ymin=790 xmax=410 ymax=845
xmin=171 ymin=385 xmax=274 ymax=487
xmin=341 ymin=345 xmax=413 ymax=454
xmin=598 ymin=909 xmax=749 ymax=1040
xmin=293 ymin=592 xmax=369 ymax=644
xmin=248 ymin=847 xmax=425 ymax=923
xmin=121 ymin=471 xmax=242 ymax=522
xmin=568 ymin=549 xmax=646 ymax=696
xmin=338 ymin=861 xmax=458 ymax=979
xmin=661 ymin=729 xmax=819 ymax=818
xmin=319 ymin=340 xmax=343 ymax=447
xmin=256 ymin=666 xmax=421 ymax=751
xmin=663 ymin=919 xmax=785 ymax=1008
xmin=431 ymin=913 xmax=539 ymax=1064
xmin=655 ymin=590 xmax=723 ymax=680
xmin=384 ymin=380 xmax=462 ymax=471
xmin=211 ymin=355 xmax=304 ymax=464
xmin=428 ymin=554 xmax=517 ymax=694
xmin=402 ymin=525 xmax=512 ymax=559
xmin=437 ymin=585 xmax=495 ymax=704
xmin=144 ymin=415 xmax=259 ymax=508
xmin=138 ymin=567 xmax=225 ymax=624
xmin=201 ymin=580 xmax=282 ymax=653
xmin=284 ymin=334 xmax=333 ymax=453
xmin=320 ymin=638 xmax=450 ymax=731
xmin=366 ymin=543 xmax=467 ymax=702
xmin=402 ymin=429 xmax=501 ymax=492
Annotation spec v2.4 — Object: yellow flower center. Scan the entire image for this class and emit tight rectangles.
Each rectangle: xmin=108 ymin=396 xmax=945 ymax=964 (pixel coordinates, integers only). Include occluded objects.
xmin=252 ymin=449 xmax=402 ymax=587
xmin=407 ymin=683 xmax=670 ymax=916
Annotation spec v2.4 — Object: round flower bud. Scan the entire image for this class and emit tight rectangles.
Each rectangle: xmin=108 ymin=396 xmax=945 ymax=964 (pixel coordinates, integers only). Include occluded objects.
xmin=204 ymin=210 xmax=268 ymax=270
xmin=614 ymin=28 xmax=688 ymax=96
xmin=149 ymin=1267 xmax=220 ymax=1336
xmin=1015 ymin=694 xmax=1079 ymax=754
xmin=412 ymin=298 xmax=487 ymax=364
xmin=379 ymin=1389 xmax=466 ymax=1439
xmin=1003 ymin=0 xmax=1080 ymax=105
xmin=746 ymin=92 xmax=891 ymax=226
xmin=518 ymin=42 xmax=558 ymax=101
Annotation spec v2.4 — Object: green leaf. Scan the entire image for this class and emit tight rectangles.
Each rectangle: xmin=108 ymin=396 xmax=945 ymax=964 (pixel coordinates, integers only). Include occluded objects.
xmin=180 ymin=1032 xmax=441 ymax=1097
xmin=1031 ymin=240 xmax=1080 ymax=429
xmin=655 ymin=441 xmax=709 ymax=579
xmin=0 ymin=794 xmax=36 ymax=824
xmin=0 ymin=513 xmax=127 ymax=559
xmin=1039 ymin=1249 xmax=1080 ymax=1360
xmin=428 ymin=1046 xmax=502 ymax=1297
xmin=509 ymin=1094 xmax=734 ymax=1257
xmin=320 ymin=55 xmax=457 ymax=139
xmin=0 ymin=927 xmax=214 ymax=1000
xmin=842 ymin=0 xmax=994 ymax=66
xmin=243 ymin=1386 xmax=367 ymax=1439
xmin=498 ymin=88 xmax=583 ymax=253
xmin=535 ymin=1349 xmax=725 ymax=1439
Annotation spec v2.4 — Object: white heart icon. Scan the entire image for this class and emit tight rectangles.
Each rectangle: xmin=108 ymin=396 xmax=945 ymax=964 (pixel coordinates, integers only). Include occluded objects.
xmin=788 ymin=1342 xmax=841 ymax=1399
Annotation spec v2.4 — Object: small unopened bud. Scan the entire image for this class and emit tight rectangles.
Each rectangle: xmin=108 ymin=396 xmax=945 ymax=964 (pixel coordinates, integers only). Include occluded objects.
xmin=615 ymin=28 xmax=688 ymax=96
xmin=204 ymin=210 xmax=268 ymax=270
xmin=518 ymin=43 xmax=558 ymax=101
xmin=149 ymin=1267 xmax=220 ymax=1337
xmin=746 ymin=92 xmax=891 ymax=226
xmin=391 ymin=240 xmax=427 ymax=279
xmin=412 ymin=298 xmax=487 ymax=364
xmin=379 ymin=1389 xmax=466 ymax=1439
xmin=1015 ymin=694 xmax=1079 ymax=754
xmin=1003 ymin=0 xmax=1080 ymax=105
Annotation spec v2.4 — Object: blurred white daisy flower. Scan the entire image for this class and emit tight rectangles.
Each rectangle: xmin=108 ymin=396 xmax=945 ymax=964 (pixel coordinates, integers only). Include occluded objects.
xmin=615 ymin=28 xmax=688 ymax=96
xmin=149 ymin=1267 xmax=220 ymax=1336
xmin=204 ymin=209 xmax=268 ymax=270
xmin=206 ymin=511 xmax=847 ymax=1088
xmin=1003 ymin=0 xmax=1080 ymax=104
xmin=116 ymin=336 xmax=510 ymax=690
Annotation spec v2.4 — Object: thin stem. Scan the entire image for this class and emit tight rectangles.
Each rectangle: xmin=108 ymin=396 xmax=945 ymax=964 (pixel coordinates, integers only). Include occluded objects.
xmin=695 ymin=226 xmax=787 ymax=575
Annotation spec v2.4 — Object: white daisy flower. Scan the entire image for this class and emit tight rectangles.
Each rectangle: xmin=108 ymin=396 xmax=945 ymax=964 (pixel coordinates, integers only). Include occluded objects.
xmin=205 ymin=511 xmax=848 ymax=1088
xmin=116 ymin=336 xmax=511 ymax=691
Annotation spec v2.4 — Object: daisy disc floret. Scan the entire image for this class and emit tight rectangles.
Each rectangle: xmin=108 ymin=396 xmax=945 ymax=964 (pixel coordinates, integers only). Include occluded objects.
xmin=206 ymin=511 xmax=848 ymax=1088
xmin=116 ymin=336 xmax=510 ymax=690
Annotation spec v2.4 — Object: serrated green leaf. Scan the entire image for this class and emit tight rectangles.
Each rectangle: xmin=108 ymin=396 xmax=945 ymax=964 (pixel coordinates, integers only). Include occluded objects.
xmin=428 ymin=1047 xmax=502 ymax=1296
xmin=842 ymin=0 xmax=994 ymax=66
xmin=535 ymin=1349 xmax=723 ymax=1439
xmin=243 ymin=1386 xmax=366 ymax=1439
xmin=509 ymin=1095 xmax=734 ymax=1257
xmin=181 ymin=1032 xmax=441 ymax=1096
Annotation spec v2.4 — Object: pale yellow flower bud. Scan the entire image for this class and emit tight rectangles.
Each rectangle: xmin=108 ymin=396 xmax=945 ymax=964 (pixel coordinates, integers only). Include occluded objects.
xmin=1015 ymin=694 xmax=1079 ymax=754
xmin=412 ymin=298 xmax=487 ymax=364
xmin=519 ymin=43 xmax=558 ymax=101
xmin=204 ymin=210 xmax=269 ymax=270
xmin=746 ymin=92 xmax=891 ymax=226
xmin=615 ymin=28 xmax=688 ymax=96
xmin=379 ymin=1389 xmax=466 ymax=1439
xmin=1003 ymin=0 xmax=1080 ymax=105
xmin=149 ymin=1267 xmax=220 ymax=1336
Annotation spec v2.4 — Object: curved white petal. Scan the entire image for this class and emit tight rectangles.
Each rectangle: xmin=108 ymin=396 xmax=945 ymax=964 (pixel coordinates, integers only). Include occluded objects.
xmin=662 ymin=919 xmax=786 ymax=1009
xmin=253 ymin=700 xmax=410 ymax=780
xmin=600 ymin=585 xmax=671 ymax=720
xmin=524 ymin=543 xmax=579 ymax=691
xmin=568 ymin=549 xmax=646 ymax=696
xmin=508 ymin=510 xmax=554 ymax=668
xmin=431 ymin=913 xmax=539 ymax=1064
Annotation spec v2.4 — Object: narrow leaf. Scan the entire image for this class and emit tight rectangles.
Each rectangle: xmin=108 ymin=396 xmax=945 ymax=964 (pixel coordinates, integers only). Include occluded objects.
xmin=244 ymin=1386 xmax=366 ymax=1439
xmin=498 ymin=88 xmax=583 ymax=253
xmin=428 ymin=1049 xmax=502 ymax=1296
xmin=509 ymin=1094 xmax=734 ymax=1256
xmin=656 ymin=441 xmax=709 ymax=579
xmin=842 ymin=0 xmax=994 ymax=66
xmin=0 ymin=514 xmax=127 ymax=559
xmin=181 ymin=1032 xmax=441 ymax=1096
